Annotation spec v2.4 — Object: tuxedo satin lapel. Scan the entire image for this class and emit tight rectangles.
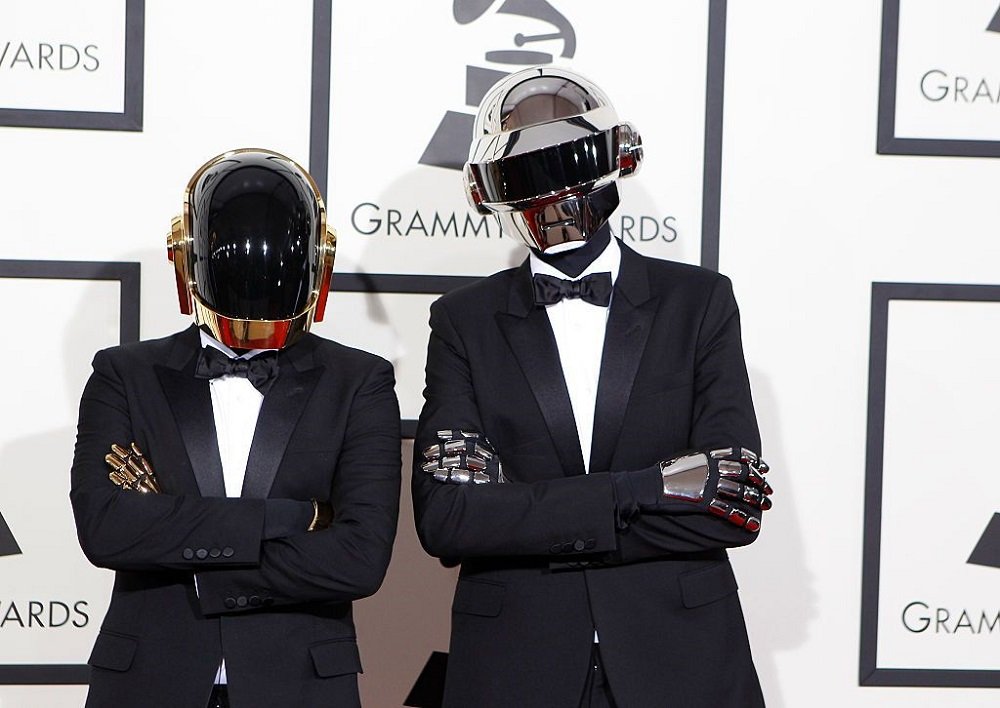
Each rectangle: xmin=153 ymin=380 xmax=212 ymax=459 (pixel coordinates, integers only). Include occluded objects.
xmin=497 ymin=262 xmax=587 ymax=477
xmin=240 ymin=361 xmax=323 ymax=499
xmin=590 ymin=245 xmax=656 ymax=475
xmin=155 ymin=330 xmax=226 ymax=498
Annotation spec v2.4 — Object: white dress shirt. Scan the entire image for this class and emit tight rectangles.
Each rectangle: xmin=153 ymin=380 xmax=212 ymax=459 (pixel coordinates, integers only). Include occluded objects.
xmin=200 ymin=332 xmax=271 ymax=497
xmin=198 ymin=330 xmax=274 ymax=684
xmin=529 ymin=237 xmax=622 ymax=474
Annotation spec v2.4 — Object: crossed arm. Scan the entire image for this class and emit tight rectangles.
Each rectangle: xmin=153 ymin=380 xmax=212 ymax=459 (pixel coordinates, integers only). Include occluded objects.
xmin=70 ymin=350 xmax=401 ymax=614
xmin=412 ymin=276 xmax=770 ymax=564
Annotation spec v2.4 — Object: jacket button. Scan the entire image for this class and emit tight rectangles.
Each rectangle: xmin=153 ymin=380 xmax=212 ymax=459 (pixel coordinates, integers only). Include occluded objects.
xmin=222 ymin=547 xmax=234 ymax=558
xmin=209 ymin=548 xmax=221 ymax=558
xmin=224 ymin=597 xmax=236 ymax=609
xmin=584 ymin=538 xmax=596 ymax=550
xmin=182 ymin=548 xmax=194 ymax=560
xmin=561 ymin=542 xmax=574 ymax=554
xmin=237 ymin=596 xmax=248 ymax=607
xmin=572 ymin=539 xmax=586 ymax=552
xmin=549 ymin=543 xmax=562 ymax=554
xmin=249 ymin=596 xmax=261 ymax=607
xmin=196 ymin=548 xmax=208 ymax=560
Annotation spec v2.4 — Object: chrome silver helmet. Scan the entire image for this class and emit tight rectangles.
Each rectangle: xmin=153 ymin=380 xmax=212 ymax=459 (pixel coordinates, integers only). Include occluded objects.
xmin=464 ymin=67 xmax=643 ymax=252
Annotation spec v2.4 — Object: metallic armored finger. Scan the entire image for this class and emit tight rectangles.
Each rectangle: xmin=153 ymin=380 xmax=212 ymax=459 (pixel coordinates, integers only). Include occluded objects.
xmin=140 ymin=467 xmax=162 ymax=494
xmin=708 ymin=499 xmax=761 ymax=533
xmin=718 ymin=460 xmax=743 ymax=479
xmin=424 ymin=438 xmax=494 ymax=462
xmin=739 ymin=462 xmax=773 ymax=510
xmin=110 ymin=443 xmax=131 ymax=459
xmin=125 ymin=443 xmax=162 ymax=494
xmin=742 ymin=449 xmax=771 ymax=480
xmin=428 ymin=457 xmax=505 ymax=485
xmin=105 ymin=453 xmax=137 ymax=484
xmin=107 ymin=445 xmax=139 ymax=479
xmin=742 ymin=487 xmax=763 ymax=507
xmin=126 ymin=457 xmax=146 ymax=479
xmin=717 ymin=478 xmax=742 ymax=499
xmin=435 ymin=429 xmax=483 ymax=441
xmin=430 ymin=464 xmax=504 ymax=485
xmin=717 ymin=480 xmax=770 ymax=511
xmin=713 ymin=446 xmax=770 ymax=485
xmin=422 ymin=430 xmax=505 ymax=484
xmin=104 ymin=442 xmax=161 ymax=493
xmin=744 ymin=467 xmax=773 ymax=497
xmin=139 ymin=456 xmax=158 ymax=480
xmin=422 ymin=442 xmax=443 ymax=462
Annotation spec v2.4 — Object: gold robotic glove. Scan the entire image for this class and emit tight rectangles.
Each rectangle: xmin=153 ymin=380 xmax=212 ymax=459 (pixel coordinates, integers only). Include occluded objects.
xmin=105 ymin=442 xmax=162 ymax=494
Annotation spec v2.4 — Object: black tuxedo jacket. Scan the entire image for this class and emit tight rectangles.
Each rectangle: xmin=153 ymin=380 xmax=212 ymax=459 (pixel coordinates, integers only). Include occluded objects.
xmin=412 ymin=243 xmax=765 ymax=708
xmin=71 ymin=326 xmax=401 ymax=708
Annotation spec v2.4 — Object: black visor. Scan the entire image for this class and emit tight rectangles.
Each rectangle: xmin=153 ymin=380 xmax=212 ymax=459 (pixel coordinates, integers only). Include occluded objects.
xmin=190 ymin=154 xmax=321 ymax=321
xmin=469 ymin=129 xmax=616 ymax=205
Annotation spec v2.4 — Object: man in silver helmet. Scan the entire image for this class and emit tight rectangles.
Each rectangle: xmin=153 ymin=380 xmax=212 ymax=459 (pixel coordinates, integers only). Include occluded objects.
xmin=413 ymin=68 xmax=771 ymax=708
xmin=71 ymin=149 xmax=401 ymax=708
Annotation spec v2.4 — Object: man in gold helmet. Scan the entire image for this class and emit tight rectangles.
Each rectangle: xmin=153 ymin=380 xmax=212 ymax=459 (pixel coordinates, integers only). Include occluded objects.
xmin=71 ymin=149 xmax=401 ymax=708
xmin=413 ymin=69 xmax=771 ymax=708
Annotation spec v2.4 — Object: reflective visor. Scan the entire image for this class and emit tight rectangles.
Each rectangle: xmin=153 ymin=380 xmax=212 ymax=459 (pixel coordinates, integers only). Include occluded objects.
xmin=468 ymin=129 xmax=616 ymax=205
xmin=190 ymin=157 xmax=321 ymax=321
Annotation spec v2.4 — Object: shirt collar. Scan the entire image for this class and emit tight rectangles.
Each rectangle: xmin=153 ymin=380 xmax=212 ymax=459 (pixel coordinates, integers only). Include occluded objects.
xmin=199 ymin=329 xmax=274 ymax=360
xmin=529 ymin=234 xmax=621 ymax=285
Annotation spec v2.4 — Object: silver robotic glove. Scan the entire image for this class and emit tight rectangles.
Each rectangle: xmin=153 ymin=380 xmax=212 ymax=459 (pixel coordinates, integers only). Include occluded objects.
xmin=656 ymin=447 xmax=772 ymax=532
xmin=421 ymin=430 xmax=507 ymax=485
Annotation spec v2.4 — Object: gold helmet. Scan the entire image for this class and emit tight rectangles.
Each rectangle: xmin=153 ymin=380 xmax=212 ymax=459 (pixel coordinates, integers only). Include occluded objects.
xmin=167 ymin=149 xmax=336 ymax=349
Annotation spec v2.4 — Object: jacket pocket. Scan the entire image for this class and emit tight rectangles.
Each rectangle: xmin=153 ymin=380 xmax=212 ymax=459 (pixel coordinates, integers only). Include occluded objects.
xmin=452 ymin=577 xmax=505 ymax=617
xmin=678 ymin=562 xmax=739 ymax=609
xmin=88 ymin=630 xmax=138 ymax=672
xmin=310 ymin=638 xmax=363 ymax=678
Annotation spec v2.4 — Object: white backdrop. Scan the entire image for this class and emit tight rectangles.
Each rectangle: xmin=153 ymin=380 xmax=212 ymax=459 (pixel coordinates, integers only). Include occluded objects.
xmin=2 ymin=1 xmax=1000 ymax=706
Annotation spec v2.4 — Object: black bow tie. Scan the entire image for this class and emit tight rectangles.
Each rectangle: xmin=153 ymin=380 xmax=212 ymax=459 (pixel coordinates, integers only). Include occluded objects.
xmin=194 ymin=346 xmax=279 ymax=395
xmin=532 ymin=272 xmax=613 ymax=308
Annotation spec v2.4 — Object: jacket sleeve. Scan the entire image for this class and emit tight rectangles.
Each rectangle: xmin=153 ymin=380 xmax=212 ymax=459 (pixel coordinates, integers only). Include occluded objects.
xmin=70 ymin=349 xmax=281 ymax=571
xmin=193 ymin=359 xmax=402 ymax=615
xmin=609 ymin=275 xmax=764 ymax=563
xmin=411 ymin=299 xmax=619 ymax=560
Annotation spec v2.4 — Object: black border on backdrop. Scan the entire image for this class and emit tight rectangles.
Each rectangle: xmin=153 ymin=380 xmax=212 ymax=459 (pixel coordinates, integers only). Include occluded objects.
xmin=860 ymin=282 xmax=1000 ymax=688
xmin=877 ymin=0 xmax=1000 ymax=157
xmin=0 ymin=259 xmax=140 ymax=685
xmin=308 ymin=0 xmax=729 ymax=272
xmin=0 ymin=0 xmax=145 ymax=131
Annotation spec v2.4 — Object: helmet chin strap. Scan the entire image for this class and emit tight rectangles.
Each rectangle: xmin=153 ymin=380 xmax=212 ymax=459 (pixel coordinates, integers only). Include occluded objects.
xmin=530 ymin=222 xmax=612 ymax=278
